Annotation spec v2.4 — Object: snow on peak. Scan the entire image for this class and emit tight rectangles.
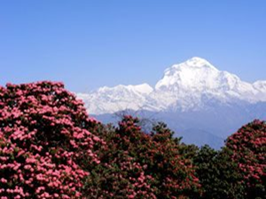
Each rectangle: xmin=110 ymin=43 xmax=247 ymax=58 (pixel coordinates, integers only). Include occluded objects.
xmin=184 ymin=57 xmax=217 ymax=70
xmin=253 ymin=81 xmax=266 ymax=93
xmin=97 ymin=83 xmax=153 ymax=95
xmin=131 ymin=83 xmax=153 ymax=94
xmin=155 ymin=57 xmax=219 ymax=90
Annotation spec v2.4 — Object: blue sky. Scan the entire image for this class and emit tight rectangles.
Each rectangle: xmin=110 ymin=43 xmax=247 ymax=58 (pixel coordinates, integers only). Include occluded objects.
xmin=0 ymin=0 xmax=265 ymax=92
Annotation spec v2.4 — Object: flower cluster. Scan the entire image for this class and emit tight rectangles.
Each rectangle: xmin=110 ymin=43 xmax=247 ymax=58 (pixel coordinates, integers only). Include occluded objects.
xmin=226 ymin=120 xmax=266 ymax=198
xmin=0 ymin=81 xmax=104 ymax=198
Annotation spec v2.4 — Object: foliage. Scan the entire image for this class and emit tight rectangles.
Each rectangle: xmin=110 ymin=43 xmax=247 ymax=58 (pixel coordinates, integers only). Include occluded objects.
xmin=193 ymin=145 xmax=244 ymax=199
xmin=226 ymin=120 xmax=266 ymax=198
xmin=0 ymin=81 xmax=104 ymax=198
xmin=192 ymin=120 xmax=266 ymax=199
xmin=85 ymin=116 xmax=200 ymax=198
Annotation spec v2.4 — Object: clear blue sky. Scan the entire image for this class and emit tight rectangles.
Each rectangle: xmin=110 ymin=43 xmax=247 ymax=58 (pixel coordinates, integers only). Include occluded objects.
xmin=0 ymin=0 xmax=265 ymax=92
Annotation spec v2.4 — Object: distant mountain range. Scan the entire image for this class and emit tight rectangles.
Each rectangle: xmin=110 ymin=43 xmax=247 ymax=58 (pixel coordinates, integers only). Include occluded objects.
xmin=77 ymin=57 xmax=266 ymax=148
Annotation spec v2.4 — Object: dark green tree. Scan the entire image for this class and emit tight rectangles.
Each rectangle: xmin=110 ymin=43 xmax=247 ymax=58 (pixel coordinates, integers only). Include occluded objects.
xmin=193 ymin=145 xmax=244 ymax=199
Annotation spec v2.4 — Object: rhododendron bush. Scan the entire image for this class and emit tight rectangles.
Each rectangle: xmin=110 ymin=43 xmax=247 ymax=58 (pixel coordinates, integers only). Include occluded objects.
xmin=226 ymin=120 xmax=266 ymax=198
xmin=85 ymin=117 xmax=201 ymax=198
xmin=191 ymin=121 xmax=266 ymax=199
xmin=0 ymin=82 xmax=104 ymax=198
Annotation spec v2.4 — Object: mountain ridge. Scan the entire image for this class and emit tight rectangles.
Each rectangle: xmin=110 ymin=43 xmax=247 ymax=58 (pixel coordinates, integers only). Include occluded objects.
xmin=77 ymin=57 xmax=266 ymax=115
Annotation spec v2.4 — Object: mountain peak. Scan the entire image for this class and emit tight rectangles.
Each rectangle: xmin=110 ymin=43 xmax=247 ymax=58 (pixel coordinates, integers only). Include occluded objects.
xmin=187 ymin=56 xmax=211 ymax=64
xmin=188 ymin=56 xmax=209 ymax=62
xmin=155 ymin=57 xmax=220 ymax=90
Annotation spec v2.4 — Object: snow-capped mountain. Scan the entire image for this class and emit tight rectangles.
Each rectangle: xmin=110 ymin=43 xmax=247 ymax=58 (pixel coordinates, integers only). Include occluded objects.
xmin=78 ymin=83 xmax=153 ymax=114
xmin=76 ymin=57 xmax=266 ymax=148
xmin=77 ymin=57 xmax=266 ymax=115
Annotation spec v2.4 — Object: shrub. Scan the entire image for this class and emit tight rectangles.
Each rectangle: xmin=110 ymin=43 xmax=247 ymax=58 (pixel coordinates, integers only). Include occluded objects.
xmin=226 ymin=120 xmax=266 ymax=198
xmin=0 ymin=81 xmax=104 ymax=198
xmin=193 ymin=145 xmax=244 ymax=199
xmin=86 ymin=116 xmax=201 ymax=198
